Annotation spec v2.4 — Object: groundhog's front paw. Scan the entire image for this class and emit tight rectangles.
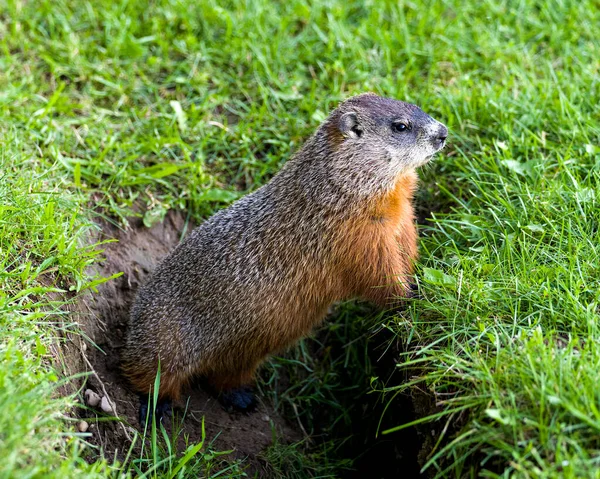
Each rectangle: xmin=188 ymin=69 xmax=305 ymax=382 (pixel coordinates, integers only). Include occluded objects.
xmin=139 ymin=395 xmax=172 ymax=425
xmin=218 ymin=387 xmax=257 ymax=413
xmin=408 ymin=282 xmax=420 ymax=299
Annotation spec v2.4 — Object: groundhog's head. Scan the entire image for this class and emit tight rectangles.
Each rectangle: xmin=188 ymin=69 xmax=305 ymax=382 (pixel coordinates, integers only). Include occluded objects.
xmin=315 ymin=92 xmax=447 ymax=197
xmin=338 ymin=92 xmax=446 ymax=166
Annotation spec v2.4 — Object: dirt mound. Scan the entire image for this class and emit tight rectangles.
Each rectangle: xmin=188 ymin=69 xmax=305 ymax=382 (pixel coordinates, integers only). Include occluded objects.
xmin=69 ymin=211 xmax=300 ymax=470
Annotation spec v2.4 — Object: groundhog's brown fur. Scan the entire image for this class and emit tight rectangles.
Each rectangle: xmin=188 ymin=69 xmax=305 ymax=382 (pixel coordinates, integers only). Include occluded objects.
xmin=122 ymin=93 xmax=447 ymax=404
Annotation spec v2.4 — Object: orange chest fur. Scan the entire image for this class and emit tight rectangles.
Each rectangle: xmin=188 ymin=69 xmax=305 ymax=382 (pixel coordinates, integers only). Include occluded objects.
xmin=336 ymin=172 xmax=418 ymax=277
xmin=370 ymin=172 xmax=417 ymax=230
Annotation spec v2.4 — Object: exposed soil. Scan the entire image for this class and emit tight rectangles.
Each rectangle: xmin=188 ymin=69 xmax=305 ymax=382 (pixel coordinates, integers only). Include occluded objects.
xmin=64 ymin=211 xmax=300 ymax=473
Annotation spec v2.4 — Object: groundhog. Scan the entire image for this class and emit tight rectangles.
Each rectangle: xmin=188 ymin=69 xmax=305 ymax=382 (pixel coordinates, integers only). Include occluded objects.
xmin=122 ymin=92 xmax=448 ymax=421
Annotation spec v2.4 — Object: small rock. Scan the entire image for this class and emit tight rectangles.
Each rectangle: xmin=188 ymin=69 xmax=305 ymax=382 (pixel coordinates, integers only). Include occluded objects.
xmin=100 ymin=396 xmax=113 ymax=414
xmin=262 ymin=415 xmax=270 ymax=422
xmin=77 ymin=421 xmax=89 ymax=433
xmin=84 ymin=389 xmax=101 ymax=407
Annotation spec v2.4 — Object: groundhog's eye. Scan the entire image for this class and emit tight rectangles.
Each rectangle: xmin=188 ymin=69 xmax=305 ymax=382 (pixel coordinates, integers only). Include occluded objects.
xmin=392 ymin=121 xmax=410 ymax=133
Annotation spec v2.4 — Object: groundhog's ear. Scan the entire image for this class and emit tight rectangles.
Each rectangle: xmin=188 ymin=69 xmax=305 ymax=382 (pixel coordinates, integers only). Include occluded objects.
xmin=339 ymin=112 xmax=362 ymax=139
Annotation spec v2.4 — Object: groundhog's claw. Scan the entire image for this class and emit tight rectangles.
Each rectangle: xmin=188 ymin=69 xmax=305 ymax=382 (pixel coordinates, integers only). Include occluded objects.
xmin=139 ymin=395 xmax=172 ymax=425
xmin=408 ymin=282 xmax=420 ymax=299
xmin=219 ymin=387 xmax=257 ymax=413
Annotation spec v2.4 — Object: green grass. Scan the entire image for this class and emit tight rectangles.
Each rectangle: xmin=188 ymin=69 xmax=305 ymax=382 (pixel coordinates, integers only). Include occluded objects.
xmin=1 ymin=0 xmax=599 ymax=476
xmin=0 ymin=138 xmax=108 ymax=476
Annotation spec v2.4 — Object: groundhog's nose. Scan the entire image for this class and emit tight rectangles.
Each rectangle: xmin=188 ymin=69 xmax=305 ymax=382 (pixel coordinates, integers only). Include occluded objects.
xmin=434 ymin=124 xmax=448 ymax=149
